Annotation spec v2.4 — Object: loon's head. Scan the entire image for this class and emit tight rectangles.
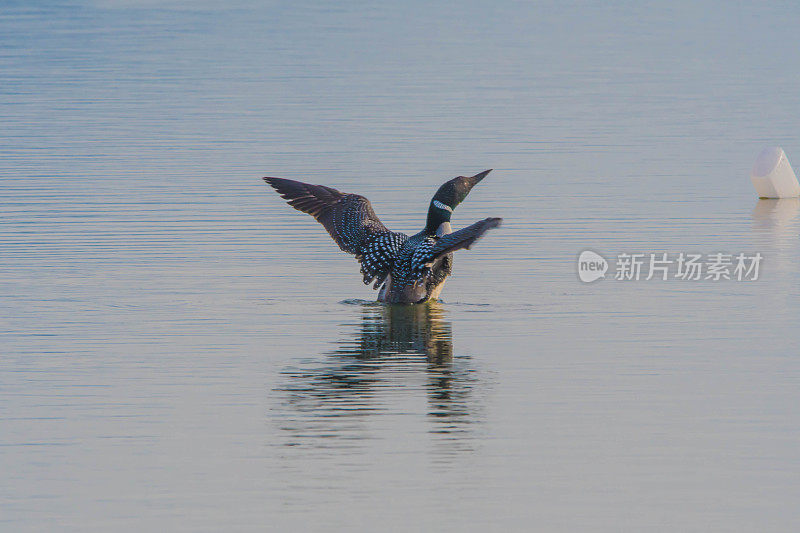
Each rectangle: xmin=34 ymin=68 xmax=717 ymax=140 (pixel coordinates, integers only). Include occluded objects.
xmin=425 ymin=169 xmax=492 ymax=234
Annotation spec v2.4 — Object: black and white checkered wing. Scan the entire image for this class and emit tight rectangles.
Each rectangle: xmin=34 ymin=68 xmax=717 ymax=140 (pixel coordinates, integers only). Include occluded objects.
xmin=411 ymin=217 xmax=502 ymax=274
xmin=264 ymin=177 xmax=407 ymax=288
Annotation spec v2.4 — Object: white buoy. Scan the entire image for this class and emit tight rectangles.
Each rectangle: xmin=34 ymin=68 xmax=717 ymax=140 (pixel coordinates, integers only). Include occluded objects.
xmin=750 ymin=147 xmax=800 ymax=198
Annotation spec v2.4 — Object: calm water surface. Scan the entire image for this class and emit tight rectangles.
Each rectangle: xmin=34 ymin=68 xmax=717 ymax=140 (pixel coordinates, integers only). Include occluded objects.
xmin=2 ymin=1 xmax=800 ymax=530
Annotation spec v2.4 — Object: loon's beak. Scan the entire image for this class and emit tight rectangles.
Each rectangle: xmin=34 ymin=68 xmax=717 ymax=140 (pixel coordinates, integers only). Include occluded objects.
xmin=469 ymin=169 xmax=492 ymax=185
xmin=456 ymin=169 xmax=492 ymax=203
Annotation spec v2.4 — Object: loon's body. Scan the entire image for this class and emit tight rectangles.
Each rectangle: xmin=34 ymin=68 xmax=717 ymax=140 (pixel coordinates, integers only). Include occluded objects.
xmin=263 ymin=170 xmax=501 ymax=304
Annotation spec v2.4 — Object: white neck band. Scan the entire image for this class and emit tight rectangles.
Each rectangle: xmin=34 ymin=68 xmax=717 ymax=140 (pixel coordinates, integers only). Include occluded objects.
xmin=433 ymin=200 xmax=453 ymax=213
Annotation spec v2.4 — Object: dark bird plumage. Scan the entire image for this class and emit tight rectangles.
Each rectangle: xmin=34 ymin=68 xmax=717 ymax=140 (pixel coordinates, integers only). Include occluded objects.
xmin=263 ymin=170 xmax=501 ymax=304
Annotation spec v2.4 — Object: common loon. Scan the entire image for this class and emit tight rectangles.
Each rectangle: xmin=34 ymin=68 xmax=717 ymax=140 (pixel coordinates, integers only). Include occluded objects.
xmin=263 ymin=170 xmax=501 ymax=304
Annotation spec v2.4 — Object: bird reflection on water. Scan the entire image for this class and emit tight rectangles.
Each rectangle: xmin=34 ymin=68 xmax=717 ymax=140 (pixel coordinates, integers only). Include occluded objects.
xmin=276 ymin=302 xmax=479 ymax=453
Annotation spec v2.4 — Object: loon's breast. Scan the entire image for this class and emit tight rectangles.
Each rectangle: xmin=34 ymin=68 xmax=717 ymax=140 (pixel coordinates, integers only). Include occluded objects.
xmin=427 ymin=277 xmax=448 ymax=300
xmin=385 ymin=224 xmax=454 ymax=304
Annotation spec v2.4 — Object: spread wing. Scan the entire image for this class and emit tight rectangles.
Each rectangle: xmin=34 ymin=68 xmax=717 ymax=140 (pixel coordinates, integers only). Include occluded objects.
xmin=412 ymin=217 xmax=502 ymax=271
xmin=263 ymin=177 xmax=407 ymax=288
